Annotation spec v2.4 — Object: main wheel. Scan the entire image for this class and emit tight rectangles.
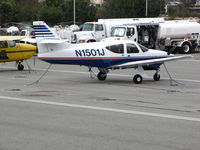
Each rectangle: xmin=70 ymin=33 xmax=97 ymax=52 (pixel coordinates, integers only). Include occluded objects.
xmin=179 ymin=43 xmax=192 ymax=54
xmin=17 ymin=63 xmax=24 ymax=71
xmin=133 ymin=74 xmax=143 ymax=84
xmin=97 ymin=72 xmax=107 ymax=81
xmin=153 ymin=73 xmax=160 ymax=81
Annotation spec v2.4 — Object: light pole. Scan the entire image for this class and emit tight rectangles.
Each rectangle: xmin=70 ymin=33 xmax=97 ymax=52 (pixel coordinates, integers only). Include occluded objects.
xmin=146 ymin=0 xmax=148 ymax=17
xmin=74 ymin=0 xmax=76 ymax=25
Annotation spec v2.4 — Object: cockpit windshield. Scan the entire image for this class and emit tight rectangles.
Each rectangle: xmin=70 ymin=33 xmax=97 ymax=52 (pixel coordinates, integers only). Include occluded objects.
xmin=138 ymin=43 xmax=148 ymax=52
xmin=8 ymin=40 xmax=16 ymax=47
xmin=111 ymin=27 xmax=125 ymax=37
xmin=82 ymin=23 xmax=94 ymax=31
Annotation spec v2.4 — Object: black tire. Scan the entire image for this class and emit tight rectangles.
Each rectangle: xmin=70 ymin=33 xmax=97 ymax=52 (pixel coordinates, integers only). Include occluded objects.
xmin=179 ymin=43 xmax=192 ymax=54
xmin=18 ymin=64 xmax=24 ymax=71
xmin=87 ymin=40 xmax=96 ymax=43
xmin=97 ymin=72 xmax=107 ymax=81
xmin=153 ymin=73 xmax=160 ymax=81
xmin=133 ymin=74 xmax=143 ymax=84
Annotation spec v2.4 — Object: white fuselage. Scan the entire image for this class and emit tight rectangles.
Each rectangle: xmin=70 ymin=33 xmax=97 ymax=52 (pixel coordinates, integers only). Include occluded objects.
xmin=38 ymin=40 xmax=167 ymax=68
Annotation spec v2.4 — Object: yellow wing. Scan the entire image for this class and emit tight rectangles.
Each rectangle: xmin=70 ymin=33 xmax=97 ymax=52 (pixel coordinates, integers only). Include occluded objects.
xmin=0 ymin=36 xmax=27 ymax=41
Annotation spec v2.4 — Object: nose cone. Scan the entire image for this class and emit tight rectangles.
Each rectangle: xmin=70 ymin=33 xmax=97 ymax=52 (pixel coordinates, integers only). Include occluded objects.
xmin=22 ymin=44 xmax=37 ymax=52
xmin=19 ymin=43 xmax=37 ymax=53
xmin=19 ymin=43 xmax=37 ymax=59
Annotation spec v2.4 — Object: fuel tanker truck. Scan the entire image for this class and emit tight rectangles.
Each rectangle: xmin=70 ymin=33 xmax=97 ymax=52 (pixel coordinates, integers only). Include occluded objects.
xmin=104 ymin=19 xmax=200 ymax=54
xmin=157 ymin=20 xmax=200 ymax=53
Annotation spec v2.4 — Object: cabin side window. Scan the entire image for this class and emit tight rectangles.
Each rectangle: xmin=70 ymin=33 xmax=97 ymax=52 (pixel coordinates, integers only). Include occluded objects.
xmin=127 ymin=43 xmax=139 ymax=53
xmin=0 ymin=41 xmax=8 ymax=48
xmin=106 ymin=44 xmax=124 ymax=54
xmin=138 ymin=43 xmax=148 ymax=52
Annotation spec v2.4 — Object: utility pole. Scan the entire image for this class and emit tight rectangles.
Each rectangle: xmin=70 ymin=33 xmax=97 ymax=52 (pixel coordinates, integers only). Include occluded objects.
xmin=146 ymin=0 xmax=148 ymax=17
xmin=160 ymin=0 xmax=162 ymax=15
xmin=74 ymin=0 xmax=76 ymax=25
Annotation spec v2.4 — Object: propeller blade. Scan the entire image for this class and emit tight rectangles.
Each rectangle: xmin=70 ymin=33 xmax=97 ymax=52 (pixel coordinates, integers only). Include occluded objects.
xmin=167 ymin=46 xmax=177 ymax=55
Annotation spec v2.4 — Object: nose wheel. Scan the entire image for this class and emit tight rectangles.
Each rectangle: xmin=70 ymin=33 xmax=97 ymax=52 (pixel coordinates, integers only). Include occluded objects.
xmin=153 ymin=71 xmax=160 ymax=81
xmin=17 ymin=63 xmax=24 ymax=71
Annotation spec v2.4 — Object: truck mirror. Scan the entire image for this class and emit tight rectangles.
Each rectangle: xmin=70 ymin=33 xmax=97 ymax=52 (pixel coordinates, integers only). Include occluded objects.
xmin=126 ymin=32 xmax=131 ymax=37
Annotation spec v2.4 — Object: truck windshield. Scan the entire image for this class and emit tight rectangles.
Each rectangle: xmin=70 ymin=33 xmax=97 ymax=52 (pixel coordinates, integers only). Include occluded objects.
xmin=138 ymin=43 xmax=148 ymax=52
xmin=82 ymin=23 xmax=94 ymax=31
xmin=111 ymin=27 xmax=125 ymax=37
xmin=20 ymin=31 xmax=26 ymax=36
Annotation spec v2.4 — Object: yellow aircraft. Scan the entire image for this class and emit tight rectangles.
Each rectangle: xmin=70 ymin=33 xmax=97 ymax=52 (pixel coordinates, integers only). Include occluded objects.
xmin=0 ymin=36 xmax=36 ymax=70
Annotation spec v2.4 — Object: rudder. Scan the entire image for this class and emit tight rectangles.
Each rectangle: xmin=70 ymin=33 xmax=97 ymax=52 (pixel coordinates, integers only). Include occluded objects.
xmin=33 ymin=21 xmax=59 ymax=40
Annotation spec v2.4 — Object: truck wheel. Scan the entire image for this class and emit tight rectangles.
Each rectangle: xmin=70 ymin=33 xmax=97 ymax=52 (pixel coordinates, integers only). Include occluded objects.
xmin=87 ymin=40 xmax=96 ymax=43
xmin=180 ymin=43 xmax=192 ymax=54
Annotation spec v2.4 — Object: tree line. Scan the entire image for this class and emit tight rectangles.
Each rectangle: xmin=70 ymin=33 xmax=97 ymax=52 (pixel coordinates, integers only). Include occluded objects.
xmin=0 ymin=0 xmax=197 ymax=26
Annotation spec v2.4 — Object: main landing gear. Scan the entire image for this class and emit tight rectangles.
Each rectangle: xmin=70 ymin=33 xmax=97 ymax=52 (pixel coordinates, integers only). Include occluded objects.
xmin=133 ymin=74 xmax=143 ymax=84
xmin=97 ymin=72 xmax=107 ymax=81
xmin=95 ymin=68 xmax=108 ymax=81
xmin=133 ymin=72 xmax=160 ymax=84
xmin=133 ymin=67 xmax=160 ymax=84
xmin=17 ymin=61 xmax=24 ymax=71
xmin=94 ymin=67 xmax=161 ymax=84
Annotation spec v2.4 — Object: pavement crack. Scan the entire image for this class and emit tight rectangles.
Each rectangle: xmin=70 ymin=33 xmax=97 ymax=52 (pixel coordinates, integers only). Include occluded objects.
xmin=116 ymin=102 xmax=193 ymax=113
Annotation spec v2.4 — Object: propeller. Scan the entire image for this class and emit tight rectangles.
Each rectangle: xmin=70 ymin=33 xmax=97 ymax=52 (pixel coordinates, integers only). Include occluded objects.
xmin=167 ymin=46 xmax=177 ymax=55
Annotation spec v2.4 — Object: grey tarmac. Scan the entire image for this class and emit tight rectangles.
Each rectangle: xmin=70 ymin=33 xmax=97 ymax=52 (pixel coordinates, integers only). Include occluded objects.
xmin=0 ymin=54 xmax=200 ymax=150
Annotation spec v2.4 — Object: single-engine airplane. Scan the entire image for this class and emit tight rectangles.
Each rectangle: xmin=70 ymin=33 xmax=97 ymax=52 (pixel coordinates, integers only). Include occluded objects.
xmin=0 ymin=36 xmax=36 ymax=70
xmin=33 ymin=21 xmax=191 ymax=84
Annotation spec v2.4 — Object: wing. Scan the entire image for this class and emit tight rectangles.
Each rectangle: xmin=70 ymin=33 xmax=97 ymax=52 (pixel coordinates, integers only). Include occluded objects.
xmin=0 ymin=36 xmax=27 ymax=41
xmin=111 ymin=55 xmax=192 ymax=69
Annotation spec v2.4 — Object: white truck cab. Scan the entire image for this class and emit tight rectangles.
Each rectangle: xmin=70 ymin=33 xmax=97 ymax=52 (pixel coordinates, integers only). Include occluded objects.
xmin=71 ymin=22 xmax=105 ymax=43
xmin=106 ymin=23 xmax=159 ymax=49
xmin=110 ymin=26 xmax=138 ymax=42
xmin=71 ymin=18 xmax=164 ymax=44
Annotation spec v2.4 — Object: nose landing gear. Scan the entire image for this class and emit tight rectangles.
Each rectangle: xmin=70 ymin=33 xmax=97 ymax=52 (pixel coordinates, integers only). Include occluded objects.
xmin=153 ymin=69 xmax=160 ymax=81
xmin=153 ymin=72 xmax=160 ymax=81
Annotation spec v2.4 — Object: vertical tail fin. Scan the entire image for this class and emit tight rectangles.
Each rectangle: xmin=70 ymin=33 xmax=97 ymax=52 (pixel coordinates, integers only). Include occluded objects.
xmin=33 ymin=21 xmax=68 ymax=54
xmin=33 ymin=21 xmax=59 ymax=40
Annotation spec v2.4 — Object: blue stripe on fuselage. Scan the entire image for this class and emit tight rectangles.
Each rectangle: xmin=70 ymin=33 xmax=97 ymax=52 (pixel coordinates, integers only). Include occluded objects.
xmin=39 ymin=57 xmax=165 ymax=68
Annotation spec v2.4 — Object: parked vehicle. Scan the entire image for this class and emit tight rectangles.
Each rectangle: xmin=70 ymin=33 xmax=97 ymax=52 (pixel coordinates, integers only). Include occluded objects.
xmin=71 ymin=18 xmax=164 ymax=44
xmin=104 ymin=19 xmax=200 ymax=54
